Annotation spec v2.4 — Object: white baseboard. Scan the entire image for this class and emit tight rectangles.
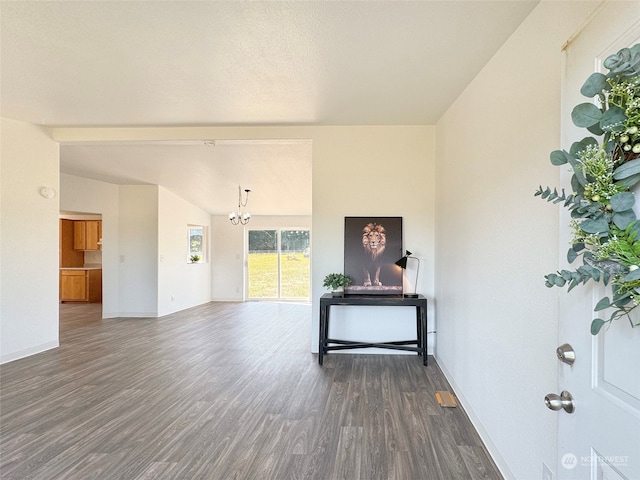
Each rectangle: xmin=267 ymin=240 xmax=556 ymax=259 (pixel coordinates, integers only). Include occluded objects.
xmin=1 ymin=340 xmax=59 ymax=365
xmin=102 ymin=312 xmax=158 ymax=319
xmin=435 ymin=355 xmax=515 ymax=480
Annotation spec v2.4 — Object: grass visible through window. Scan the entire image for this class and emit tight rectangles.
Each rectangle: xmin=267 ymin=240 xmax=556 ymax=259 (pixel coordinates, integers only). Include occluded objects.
xmin=248 ymin=252 xmax=310 ymax=298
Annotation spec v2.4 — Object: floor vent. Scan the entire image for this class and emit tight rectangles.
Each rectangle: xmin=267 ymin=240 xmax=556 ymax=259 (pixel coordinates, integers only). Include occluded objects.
xmin=435 ymin=391 xmax=457 ymax=408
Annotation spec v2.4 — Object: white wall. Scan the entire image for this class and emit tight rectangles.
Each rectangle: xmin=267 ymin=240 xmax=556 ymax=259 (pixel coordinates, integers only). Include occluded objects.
xmin=211 ymin=214 xmax=312 ymax=301
xmin=158 ymin=186 xmax=212 ymax=315
xmin=118 ymin=185 xmax=159 ymax=317
xmin=310 ymin=126 xmax=436 ymax=354
xmin=1 ymin=118 xmax=59 ymax=363
xmin=434 ymin=2 xmax=599 ymax=478
xmin=60 ymin=173 xmax=119 ymax=317
xmin=211 ymin=215 xmax=245 ymax=301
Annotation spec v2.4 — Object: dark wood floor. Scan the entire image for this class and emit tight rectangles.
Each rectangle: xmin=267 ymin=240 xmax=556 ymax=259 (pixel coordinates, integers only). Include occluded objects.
xmin=0 ymin=302 xmax=501 ymax=480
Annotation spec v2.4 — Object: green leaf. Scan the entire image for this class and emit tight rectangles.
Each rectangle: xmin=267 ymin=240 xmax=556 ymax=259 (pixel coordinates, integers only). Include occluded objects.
xmin=545 ymin=273 xmax=558 ymax=287
xmin=569 ymin=138 xmax=597 ymax=156
xmin=580 ymin=72 xmax=608 ymax=97
xmin=600 ymin=105 xmax=626 ymax=132
xmin=566 ymin=154 xmax=587 ymax=187
xmin=567 ymin=247 xmax=578 ymax=263
xmin=587 ymin=123 xmax=605 ymax=136
xmin=572 ymin=103 xmax=602 ymax=128
xmin=591 ymin=318 xmax=606 ymax=335
xmin=615 ymin=172 xmax=640 ymax=189
xmin=572 ymin=171 xmax=588 ymax=188
xmin=560 ymin=270 xmax=574 ymax=281
xmin=571 ymin=174 xmax=584 ymax=194
xmin=613 ymin=158 xmax=640 ymax=180
xmin=613 ymin=210 xmax=636 ymax=229
xmin=624 ymin=268 xmax=640 ymax=281
xmin=587 ymin=265 xmax=600 ymax=281
xmin=579 ymin=217 xmax=609 ymax=234
xmin=594 ymin=297 xmax=611 ymax=311
xmin=568 ymin=278 xmax=580 ymax=291
xmin=610 ymin=192 xmax=635 ymax=212
xmin=612 ymin=293 xmax=632 ymax=308
xmin=550 ymin=150 xmax=569 ymax=166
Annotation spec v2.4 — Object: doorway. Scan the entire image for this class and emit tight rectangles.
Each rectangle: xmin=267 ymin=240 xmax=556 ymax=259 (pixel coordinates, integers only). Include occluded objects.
xmin=247 ymin=229 xmax=310 ymax=300
xmin=59 ymin=212 xmax=103 ymax=305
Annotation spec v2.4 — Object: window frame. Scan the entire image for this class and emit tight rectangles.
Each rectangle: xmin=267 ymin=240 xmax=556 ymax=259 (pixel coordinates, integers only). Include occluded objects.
xmin=187 ymin=224 xmax=207 ymax=264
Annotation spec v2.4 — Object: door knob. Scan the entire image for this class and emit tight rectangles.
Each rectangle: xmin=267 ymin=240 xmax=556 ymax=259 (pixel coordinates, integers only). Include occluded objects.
xmin=545 ymin=391 xmax=575 ymax=413
xmin=556 ymin=343 xmax=575 ymax=365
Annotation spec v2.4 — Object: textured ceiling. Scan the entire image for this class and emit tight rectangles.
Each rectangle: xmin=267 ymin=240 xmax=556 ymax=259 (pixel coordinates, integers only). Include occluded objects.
xmin=1 ymin=1 xmax=538 ymax=215
xmin=1 ymin=0 xmax=538 ymax=127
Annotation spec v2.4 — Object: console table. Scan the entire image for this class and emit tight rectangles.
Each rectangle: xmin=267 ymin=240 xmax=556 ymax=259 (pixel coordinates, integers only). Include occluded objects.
xmin=318 ymin=293 xmax=428 ymax=366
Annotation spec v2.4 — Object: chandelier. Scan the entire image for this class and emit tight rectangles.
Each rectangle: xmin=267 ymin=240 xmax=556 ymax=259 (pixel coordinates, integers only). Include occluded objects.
xmin=229 ymin=185 xmax=251 ymax=225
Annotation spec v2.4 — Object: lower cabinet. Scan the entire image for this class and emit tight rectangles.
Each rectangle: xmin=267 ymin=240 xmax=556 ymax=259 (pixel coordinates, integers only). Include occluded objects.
xmin=60 ymin=269 xmax=102 ymax=303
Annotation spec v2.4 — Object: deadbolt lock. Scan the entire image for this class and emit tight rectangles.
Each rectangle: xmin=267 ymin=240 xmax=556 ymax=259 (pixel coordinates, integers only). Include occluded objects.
xmin=556 ymin=343 xmax=575 ymax=366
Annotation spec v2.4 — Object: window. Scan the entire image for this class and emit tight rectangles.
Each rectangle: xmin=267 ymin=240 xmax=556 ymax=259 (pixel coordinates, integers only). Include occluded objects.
xmin=247 ymin=229 xmax=310 ymax=299
xmin=188 ymin=225 xmax=206 ymax=263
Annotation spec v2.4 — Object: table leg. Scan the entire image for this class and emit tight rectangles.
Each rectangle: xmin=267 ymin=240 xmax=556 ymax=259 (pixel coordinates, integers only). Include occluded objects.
xmin=416 ymin=306 xmax=422 ymax=354
xmin=421 ymin=305 xmax=428 ymax=366
xmin=319 ymin=305 xmax=325 ymax=365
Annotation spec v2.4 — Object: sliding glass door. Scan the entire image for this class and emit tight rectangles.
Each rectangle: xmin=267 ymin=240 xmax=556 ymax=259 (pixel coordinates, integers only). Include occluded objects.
xmin=247 ymin=229 xmax=310 ymax=300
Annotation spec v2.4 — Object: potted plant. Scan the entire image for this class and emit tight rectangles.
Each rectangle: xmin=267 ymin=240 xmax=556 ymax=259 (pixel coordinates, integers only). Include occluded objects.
xmin=190 ymin=254 xmax=201 ymax=263
xmin=322 ymin=273 xmax=352 ymax=296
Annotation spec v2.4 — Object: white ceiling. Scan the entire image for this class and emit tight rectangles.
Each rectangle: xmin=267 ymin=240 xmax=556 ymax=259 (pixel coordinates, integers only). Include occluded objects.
xmin=1 ymin=0 xmax=538 ymax=215
xmin=61 ymin=140 xmax=312 ymax=216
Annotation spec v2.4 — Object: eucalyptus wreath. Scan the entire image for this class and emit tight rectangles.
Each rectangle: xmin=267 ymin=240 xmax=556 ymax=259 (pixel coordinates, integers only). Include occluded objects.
xmin=536 ymin=44 xmax=640 ymax=335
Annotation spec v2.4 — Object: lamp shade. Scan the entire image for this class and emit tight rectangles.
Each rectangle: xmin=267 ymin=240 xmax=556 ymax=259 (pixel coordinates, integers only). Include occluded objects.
xmin=394 ymin=250 xmax=413 ymax=269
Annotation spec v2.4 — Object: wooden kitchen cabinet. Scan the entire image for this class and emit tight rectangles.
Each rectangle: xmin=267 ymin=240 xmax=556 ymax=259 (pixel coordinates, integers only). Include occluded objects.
xmin=88 ymin=269 xmax=102 ymax=303
xmin=60 ymin=269 xmax=102 ymax=303
xmin=60 ymin=219 xmax=84 ymax=267
xmin=60 ymin=270 xmax=88 ymax=301
xmin=74 ymin=220 xmax=101 ymax=250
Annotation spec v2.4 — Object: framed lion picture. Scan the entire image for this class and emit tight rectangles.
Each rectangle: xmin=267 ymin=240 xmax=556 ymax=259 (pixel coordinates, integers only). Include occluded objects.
xmin=344 ymin=216 xmax=403 ymax=295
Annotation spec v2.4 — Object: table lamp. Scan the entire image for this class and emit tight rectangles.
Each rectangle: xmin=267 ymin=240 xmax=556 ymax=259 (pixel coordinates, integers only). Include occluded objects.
xmin=395 ymin=250 xmax=420 ymax=298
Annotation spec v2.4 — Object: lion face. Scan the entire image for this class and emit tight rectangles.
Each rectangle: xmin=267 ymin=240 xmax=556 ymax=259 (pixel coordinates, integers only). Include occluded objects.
xmin=362 ymin=223 xmax=386 ymax=259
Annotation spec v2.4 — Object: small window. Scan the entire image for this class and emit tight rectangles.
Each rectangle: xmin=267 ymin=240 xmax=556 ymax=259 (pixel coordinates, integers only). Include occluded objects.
xmin=188 ymin=225 xmax=206 ymax=263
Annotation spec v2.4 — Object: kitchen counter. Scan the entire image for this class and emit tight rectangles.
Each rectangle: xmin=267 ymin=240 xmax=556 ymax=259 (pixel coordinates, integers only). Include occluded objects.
xmin=60 ymin=267 xmax=102 ymax=270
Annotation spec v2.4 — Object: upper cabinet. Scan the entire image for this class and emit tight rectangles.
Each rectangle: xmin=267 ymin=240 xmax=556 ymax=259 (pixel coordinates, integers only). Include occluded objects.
xmin=60 ymin=219 xmax=84 ymax=267
xmin=74 ymin=220 xmax=102 ymax=250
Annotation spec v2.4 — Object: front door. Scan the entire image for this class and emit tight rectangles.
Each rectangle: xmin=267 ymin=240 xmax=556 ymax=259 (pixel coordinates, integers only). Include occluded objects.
xmin=556 ymin=5 xmax=640 ymax=479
